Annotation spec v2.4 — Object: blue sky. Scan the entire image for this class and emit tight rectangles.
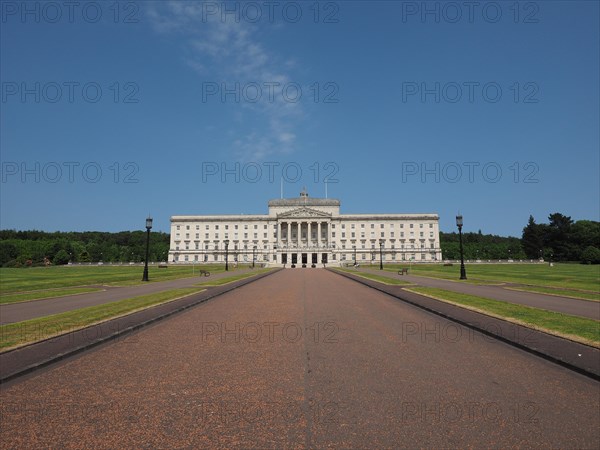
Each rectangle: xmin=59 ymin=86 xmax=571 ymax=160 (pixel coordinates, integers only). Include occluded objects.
xmin=1 ymin=1 xmax=598 ymax=236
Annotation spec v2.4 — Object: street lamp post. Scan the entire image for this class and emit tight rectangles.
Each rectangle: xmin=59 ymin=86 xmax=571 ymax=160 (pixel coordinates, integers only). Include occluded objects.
xmin=142 ymin=216 xmax=153 ymax=281
xmin=224 ymin=240 xmax=229 ymax=271
xmin=253 ymin=245 xmax=257 ymax=268
xmin=353 ymin=245 xmax=357 ymax=266
xmin=379 ymin=239 xmax=384 ymax=270
xmin=456 ymin=214 xmax=467 ymax=280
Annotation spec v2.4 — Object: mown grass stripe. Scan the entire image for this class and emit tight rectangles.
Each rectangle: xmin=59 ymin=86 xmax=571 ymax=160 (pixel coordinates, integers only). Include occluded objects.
xmin=405 ymin=287 xmax=600 ymax=347
xmin=0 ymin=288 xmax=206 ymax=351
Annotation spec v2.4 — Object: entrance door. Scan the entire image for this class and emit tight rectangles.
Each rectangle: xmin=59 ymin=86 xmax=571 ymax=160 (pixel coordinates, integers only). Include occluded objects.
xmin=301 ymin=253 xmax=307 ymax=265
xmin=311 ymin=253 xmax=318 ymax=264
xmin=321 ymin=253 xmax=328 ymax=264
xmin=282 ymin=253 xmax=288 ymax=264
xmin=291 ymin=253 xmax=297 ymax=264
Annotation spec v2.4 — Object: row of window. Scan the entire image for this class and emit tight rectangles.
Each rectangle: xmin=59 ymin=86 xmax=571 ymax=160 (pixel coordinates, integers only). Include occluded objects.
xmin=174 ymin=243 xmax=437 ymax=251
xmin=175 ymin=230 xmax=436 ymax=240
xmin=174 ymin=222 xmax=437 ymax=232
xmin=173 ymin=252 xmax=437 ymax=262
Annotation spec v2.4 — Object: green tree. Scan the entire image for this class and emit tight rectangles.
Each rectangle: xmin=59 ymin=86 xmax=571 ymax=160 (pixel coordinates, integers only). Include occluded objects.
xmin=53 ymin=249 xmax=71 ymax=265
xmin=580 ymin=246 xmax=600 ymax=264
xmin=521 ymin=215 xmax=544 ymax=259
xmin=0 ymin=241 xmax=18 ymax=265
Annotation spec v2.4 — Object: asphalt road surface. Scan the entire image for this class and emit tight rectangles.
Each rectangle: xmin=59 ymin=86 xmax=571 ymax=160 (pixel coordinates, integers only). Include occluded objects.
xmin=1 ymin=269 xmax=598 ymax=448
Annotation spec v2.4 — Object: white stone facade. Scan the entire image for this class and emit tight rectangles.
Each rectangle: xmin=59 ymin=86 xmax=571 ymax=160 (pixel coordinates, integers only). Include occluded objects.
xmin=169 ymin=191 xmax=442 ymax=266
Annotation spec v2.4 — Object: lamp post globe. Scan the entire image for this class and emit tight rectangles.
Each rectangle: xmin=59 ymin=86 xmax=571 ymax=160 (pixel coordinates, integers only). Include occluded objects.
xmin=224 ymin=240 xmax=230 ymax=271
xmin=142 ymin=216 xmax=153 ymax=281
xmin=456 ymin=214 xmax=467 ymax=280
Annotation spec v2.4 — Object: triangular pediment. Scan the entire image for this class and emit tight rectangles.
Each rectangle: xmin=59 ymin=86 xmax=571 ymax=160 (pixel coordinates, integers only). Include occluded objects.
xmin=277 ymin=207 xmax=332 ymax=219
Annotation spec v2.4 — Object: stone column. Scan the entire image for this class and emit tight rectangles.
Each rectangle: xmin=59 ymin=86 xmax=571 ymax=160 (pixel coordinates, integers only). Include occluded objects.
xmin=307 ymin=222 xmax=312 ymax=247
xmin=297 ymin=222 xmax=301 ymax=246
xmin=317 ymin=222 xmax=321 ymax=247
xmin=278 ymin=222 xmax=282 ymax=244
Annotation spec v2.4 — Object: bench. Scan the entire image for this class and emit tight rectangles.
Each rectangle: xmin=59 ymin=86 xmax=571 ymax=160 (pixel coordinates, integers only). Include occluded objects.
xmin=158 ymin=264 xmax=168 ymax=268
xmin=398 ymin=268 xmax=409 ymax=275
xmin=198 ymin=270 xmax=210 ymax=277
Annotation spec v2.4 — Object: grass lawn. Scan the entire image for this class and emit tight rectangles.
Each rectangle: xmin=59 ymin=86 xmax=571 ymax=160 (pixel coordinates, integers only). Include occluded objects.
xmin=406 ymin=287 xmax=600 ymax=347
xmin=0 ymin=264 xmax=228 ymax=295
xmin=0 ymin=287 xmax=206 ymax=351
xmin=1 ymin=287 xmax=104 ymax=305
xmin=195 ymin=268 xmax=273 ymax=287
xmin=383 ymin=263 xmax=600 ymax=292
xmin=504 ymin=286 xmax=600 ymax=302
xmin=334 ymin=268 xmax=413 ymax=286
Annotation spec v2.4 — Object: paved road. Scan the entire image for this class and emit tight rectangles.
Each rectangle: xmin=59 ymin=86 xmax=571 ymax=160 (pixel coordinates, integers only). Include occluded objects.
xmin=355 ymin=267 xmax=600 ymax=320
xmin=1 ymin=269 xmax=597 ymax=448
xmin=0 ymin=269 xmax=257 ymax=325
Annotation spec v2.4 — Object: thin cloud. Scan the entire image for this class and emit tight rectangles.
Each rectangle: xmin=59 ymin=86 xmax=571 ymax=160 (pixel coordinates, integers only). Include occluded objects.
xmin=147 ymin=1 xmax=303 ymax=161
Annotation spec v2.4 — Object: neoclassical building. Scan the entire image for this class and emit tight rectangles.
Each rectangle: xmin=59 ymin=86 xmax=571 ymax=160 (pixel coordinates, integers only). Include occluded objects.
xmin=169 ymin=190 xmax=442 ymax=266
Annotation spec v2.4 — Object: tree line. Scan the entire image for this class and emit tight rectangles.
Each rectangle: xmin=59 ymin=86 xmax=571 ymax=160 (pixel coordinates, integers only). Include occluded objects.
xmin=521 ymin=213 xmax=600 ymax=263
xmin=0 ymin=212 xmax=598 ymax=267
xmin=0 ymin=230 xmax=170 ymax=267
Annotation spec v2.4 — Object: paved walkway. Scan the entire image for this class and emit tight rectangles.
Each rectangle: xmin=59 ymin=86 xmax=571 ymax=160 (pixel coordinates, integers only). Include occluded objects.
xmin=1 ymin=270 xmax=598 ymax=448
xmin=0 ymin=268 xmax=258 ymax=325
xmin=353 ymin=267 xmax=600 ymax=320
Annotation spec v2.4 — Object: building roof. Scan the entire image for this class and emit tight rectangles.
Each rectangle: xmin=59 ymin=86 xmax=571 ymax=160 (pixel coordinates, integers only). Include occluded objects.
xmin=268 ymin=188 xmax=340 ymax=207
